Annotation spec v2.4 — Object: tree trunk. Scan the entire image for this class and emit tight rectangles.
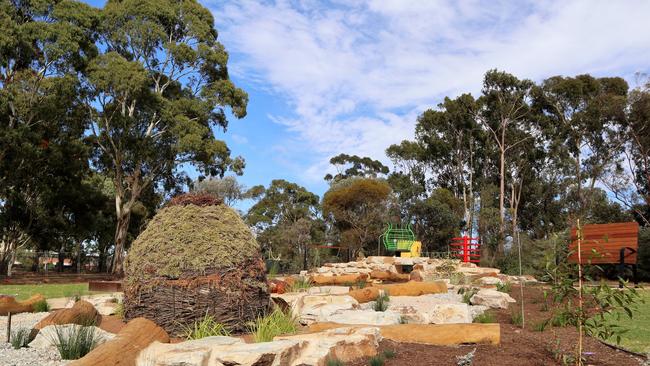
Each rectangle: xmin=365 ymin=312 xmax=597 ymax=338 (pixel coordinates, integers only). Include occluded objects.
xmin=76 ymin=239 xmax=83 ymax=274
xmin=498 ymin=148 xmax=506 ymax=256
xmin=111 ymin=210 xmax=131 ymax=275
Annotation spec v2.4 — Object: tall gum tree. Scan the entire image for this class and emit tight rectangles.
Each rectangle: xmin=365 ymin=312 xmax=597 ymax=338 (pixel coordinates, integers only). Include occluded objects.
xmin=85 ymin=0 xmax=248 ymax=274
xmin=477 ymin=70 xmax=534 ymax=256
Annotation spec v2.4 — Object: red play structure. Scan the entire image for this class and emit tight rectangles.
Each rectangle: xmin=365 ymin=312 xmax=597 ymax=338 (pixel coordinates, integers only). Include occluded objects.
xmin=450 ymin=236 xmax=480 ymax=263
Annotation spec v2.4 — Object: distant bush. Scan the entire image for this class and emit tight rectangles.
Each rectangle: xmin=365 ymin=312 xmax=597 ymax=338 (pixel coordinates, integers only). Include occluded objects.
xmin=33 ymin=299 xmax=50 ymax=312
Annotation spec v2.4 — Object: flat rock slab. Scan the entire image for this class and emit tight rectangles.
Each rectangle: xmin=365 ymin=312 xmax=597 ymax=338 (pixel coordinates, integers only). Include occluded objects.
xmin=470 ymin=289 xmax=516 ymax=309
xmin=309 ymin=323 xmax=501 ymax=346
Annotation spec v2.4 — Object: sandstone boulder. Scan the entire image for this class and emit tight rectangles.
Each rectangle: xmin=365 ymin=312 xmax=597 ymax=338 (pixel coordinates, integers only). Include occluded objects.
xmin=34 ymin=300 xmax=100 ymax=330
xmin=311 ymin=273 xmax=368 ymax=285
xmin=470 ymin=289 xmax=516 ymax=309
xmin=0 ymin=294 xmax=45 ymax=314
xmin=387 ymin=294 xmax=473 ymax=324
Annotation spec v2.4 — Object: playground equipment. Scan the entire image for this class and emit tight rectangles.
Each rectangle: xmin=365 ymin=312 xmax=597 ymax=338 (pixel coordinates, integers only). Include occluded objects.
xmin=380 ymin=223 xmax=421 ymax=257
xmin=450 ymin=236 xmax=480 ymax=263
xmin=568 ymin=221 xmax=639 ymax=284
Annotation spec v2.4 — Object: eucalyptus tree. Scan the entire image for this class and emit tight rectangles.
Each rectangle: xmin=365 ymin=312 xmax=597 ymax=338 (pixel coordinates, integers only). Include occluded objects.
xmin=245 ymin=180 xmax=321 ymax=270
xmin=85 ymin=0 xmax=248 ymax=273
xmin=532 ymin=75 xmax=628 ymax=222
xmin=476 ymin=70 xmax=535 ymax=256
xmin=324 ymin=154 xmax=390 ymax=183
xmin=0 ymin=0 xmax=98 ymax=275
xmin=192 ymin=176 xmax=248 ymax=206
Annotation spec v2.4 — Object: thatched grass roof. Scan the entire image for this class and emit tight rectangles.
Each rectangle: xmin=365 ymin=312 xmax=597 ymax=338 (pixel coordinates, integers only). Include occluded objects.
xmin=124 ymin=201 xmax=260 ymax=283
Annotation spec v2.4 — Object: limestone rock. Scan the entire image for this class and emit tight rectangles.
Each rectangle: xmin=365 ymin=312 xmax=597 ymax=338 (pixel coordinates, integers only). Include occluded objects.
xmin=29 ymin=324 xmax=115 ymax=349
xmin=323 ymin=309 xmax=402 ymax=325
xmin=387 ymin=294 xmax=473 ymax=324
xmin=478 ymin=276 xmax=504 ymax=286
xmin=470 ymin=289 xmax=516 ymax=309
xmin=307 ymin=286 xmax=350 ymax=295
xmin=276 ymin=326 xmax=381 ymax=365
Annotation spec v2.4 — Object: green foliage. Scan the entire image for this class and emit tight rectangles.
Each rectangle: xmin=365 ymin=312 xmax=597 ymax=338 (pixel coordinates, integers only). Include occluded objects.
xmin=458 ymin=287 xmax=478 ymax=304
xmin=52 ymin=325 xmax=100 ymax=360
xmin=382 ymin=349 xmax=396 ymax=359
xmin=368 ymin=355 xmax=385 ymax=366
xmin=33 ymin=299 xmax=50 ymax=313
xmin=324 ymin=154 xmax=389 ymax=183
xmin=124 ymin=204 xmax=260 ymax=283
xmin=373 ymin=291 xmax=390 ymax=312
xmin=115 ymin=302 xmax=124 ymax=320
xmin=510 ymin=312 xmax=523 ymax=327
xmin=533 ymin=320 xmax=549 ymax=332
xmin=288 ymin=277 xmax=312 ymax=292
xmin=326 ymin=359 xmax=345 ymax=366
xmin=182 ymin=315 xmax=231 ymax=340
xmin=496 ymin=282 xmax=512 ymax=293
xmin=473 ymin=312 xmax=496 ymax=324
xmin=10 ymin=328 xmax=31 ymax=349
xmin=250 ymin=308 xmax=298 ymax=343
xmin=322 ymin=177 xmax=394 ymax=255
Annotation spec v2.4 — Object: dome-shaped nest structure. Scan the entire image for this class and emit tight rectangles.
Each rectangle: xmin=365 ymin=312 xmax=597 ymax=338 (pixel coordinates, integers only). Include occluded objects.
xmin=123 ymin=193 xmax=270 ymax=335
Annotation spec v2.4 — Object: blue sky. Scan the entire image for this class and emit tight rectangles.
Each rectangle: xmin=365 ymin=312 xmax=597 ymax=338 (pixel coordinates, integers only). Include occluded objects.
xmin=86 ymin=0 xmax=650 ymax=203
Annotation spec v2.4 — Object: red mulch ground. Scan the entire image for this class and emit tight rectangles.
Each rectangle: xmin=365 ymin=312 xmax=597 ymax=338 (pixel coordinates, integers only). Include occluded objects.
xmin=348 ymin=285 xmax=646 ymax=366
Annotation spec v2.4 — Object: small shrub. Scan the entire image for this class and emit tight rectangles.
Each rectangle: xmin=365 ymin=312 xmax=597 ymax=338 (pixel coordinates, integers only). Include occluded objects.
xmin=355 ymin=279 xmax=367 ymax=289
xmin=550 ymin=311 xmax=574 ymax=328
xmin=496 ymin=282 xmax=512 ymax=293
xmin=382 ymin=349 xmax=396 ymax=359
xmin=458 ymin=288 xmax=478 ymax=304
xmin=114 ymin=302 xmax=124 ymax=319
xmin=33 ymin=299 xmax=50 ymax=313
xmin=289 ymin=277 xmax=312 ymax=292
xmin=472 ymin=312 xmax=496 ymax=324
xmin=326 ymin=358 xmax=345 ymax=366
xmin=268 ymin=261 xmax=280 ymax=277
xmin=373 ymin=291 xmax=390 ymax=312
xmin=183 ymin=315 xmax=231 ymax=340
xmin=368 ymin=355 xmax=385 ymax=366
xmin=533 ymin=320 xmax=549 ymax=332
xmin=456 ymin=348 xmax=476 ymax=366
xmin=449 ymin=272 xmax=467 ymax=285
xmin=10 ymin=328 xmax=31 ymax=349
xmin=250 ymin=308 xmax=297 ymax=343
xmin=510 ymin=312 xmax=523 ymax=326
xmin=51 ymin=325 xmax=100 ymax=360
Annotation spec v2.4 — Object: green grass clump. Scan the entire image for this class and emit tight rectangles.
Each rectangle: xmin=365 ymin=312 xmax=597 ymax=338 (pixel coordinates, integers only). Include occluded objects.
xmin=0 ymin=283 xmax=92 ymax=301
xmin=373 ymin=291 xmax=390 ymax=312
xmin=473 ymin=312 xmax=496 ymax=323
xmin=288 ymin=277 xmax=312 ymax=292
xmin=250 ymin=308 xmax=298 ymax=343
xmin=496 ymin=282 xmax=512 ymax=293
xmin=114 ymin=302 xmax=124 ymax=319
xmin=510 ymin=312 xmax=523 ymax=327
xmin=51 ymin=325 xmax=100 ymax=360
xmin=33 ymin=299 xmax=50 ymax=312
xmin=368 ymin=355 xmax=385 ymax=366
xmin=382 ymin=349 xmax=396 ymax=359
xmin=533 ymin=320 xmax=549 ymax=332
xmin=10 ymin=328 xmax=31 ymax=349
xmin=326 ymin=359 xmax=345 ymax=366
xmin=183 ymin=315 xmax=231 ymax=340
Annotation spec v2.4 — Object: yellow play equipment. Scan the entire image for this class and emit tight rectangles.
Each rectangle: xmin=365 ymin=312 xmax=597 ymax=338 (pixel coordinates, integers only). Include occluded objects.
xmin=399 ymin=240 xmax=422 ymax=258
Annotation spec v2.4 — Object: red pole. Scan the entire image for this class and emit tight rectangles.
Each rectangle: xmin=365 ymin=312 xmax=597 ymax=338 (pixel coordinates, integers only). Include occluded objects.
xmin=463 ymin=236 xmax=469 ymax=263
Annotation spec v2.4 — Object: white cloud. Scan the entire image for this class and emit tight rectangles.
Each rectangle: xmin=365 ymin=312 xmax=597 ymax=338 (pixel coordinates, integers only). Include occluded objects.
xmin=209 ymin=0 xmax=650 ymax=182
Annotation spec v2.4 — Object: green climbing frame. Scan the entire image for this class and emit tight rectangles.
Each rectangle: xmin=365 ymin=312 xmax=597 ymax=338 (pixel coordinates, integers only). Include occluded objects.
xmin=381 ymin=223 xmax=415 ymax=252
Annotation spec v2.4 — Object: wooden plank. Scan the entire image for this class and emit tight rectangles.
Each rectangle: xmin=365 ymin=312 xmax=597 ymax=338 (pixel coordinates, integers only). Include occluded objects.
xmin=568 ymin=222 xmax=639 ymax=264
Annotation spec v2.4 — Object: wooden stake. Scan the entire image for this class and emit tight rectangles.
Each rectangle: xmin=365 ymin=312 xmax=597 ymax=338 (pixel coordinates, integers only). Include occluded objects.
xmin=6 ymin=312 xmax=11 ymax=343
xmin=577 ymin=218 xmax=583 ymax=366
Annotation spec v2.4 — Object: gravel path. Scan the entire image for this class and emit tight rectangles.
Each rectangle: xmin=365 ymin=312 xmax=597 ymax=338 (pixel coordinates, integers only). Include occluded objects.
xmin=0 ymin=312 xmax=68 ymax=366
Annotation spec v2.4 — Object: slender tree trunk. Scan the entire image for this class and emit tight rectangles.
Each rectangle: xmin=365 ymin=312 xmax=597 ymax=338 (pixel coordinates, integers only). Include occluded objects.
xmin=498 ymin=147 xmax=506 ymax=256
xmin=76 ymin=239 xmax=83 ymax=274
xmin=6 ymin=249 xmax=16 ymax=277
xmin=111 ymin=209 xmax=131 ymax=275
